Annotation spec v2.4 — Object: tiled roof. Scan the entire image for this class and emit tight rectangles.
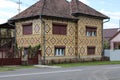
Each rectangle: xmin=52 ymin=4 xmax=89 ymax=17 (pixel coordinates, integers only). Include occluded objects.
xmin=0 ymin=23 xmax=14 ymax=29
xmin=10 ymin=0 xmax=109 ymax=21
xmin=103 ymin=28 xmax=119 ymax=41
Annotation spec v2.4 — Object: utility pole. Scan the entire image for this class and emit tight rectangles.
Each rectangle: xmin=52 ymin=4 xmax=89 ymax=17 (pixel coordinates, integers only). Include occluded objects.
xmin=17 ymin=0 xmax=22 ymax=13
xmin=119 ymin=19 xmax=120 ymax=28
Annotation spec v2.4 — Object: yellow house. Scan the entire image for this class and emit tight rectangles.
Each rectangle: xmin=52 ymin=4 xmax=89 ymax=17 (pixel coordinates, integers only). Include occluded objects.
xmin=5 ymin=0 xmax=109 ymax=64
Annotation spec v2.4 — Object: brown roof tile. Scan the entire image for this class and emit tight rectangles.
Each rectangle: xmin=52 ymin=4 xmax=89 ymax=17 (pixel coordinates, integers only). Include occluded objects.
xmin=103 ymin=28 xmax=119 ymax=41
xmin=10 ymin=0 xmax=109 ymax=21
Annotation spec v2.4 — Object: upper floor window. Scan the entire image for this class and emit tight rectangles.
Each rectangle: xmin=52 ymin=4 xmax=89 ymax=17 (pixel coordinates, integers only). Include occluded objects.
xmin=86 ymin=26 xmax=97 ymax=36
xmin=52 ymin=23 xmax=67 ymax=35
xmin=23 ymin=23 xmax=32 ymax=35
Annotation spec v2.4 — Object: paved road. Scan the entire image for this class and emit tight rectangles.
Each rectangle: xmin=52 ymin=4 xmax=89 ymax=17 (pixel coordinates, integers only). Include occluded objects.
xmin=0 ymin=65 xmax=120 ymax=80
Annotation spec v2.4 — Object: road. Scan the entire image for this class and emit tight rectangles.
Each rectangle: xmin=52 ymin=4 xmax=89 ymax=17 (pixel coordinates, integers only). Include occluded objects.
xmin=0 ymin=65 xmax=120 ymax=80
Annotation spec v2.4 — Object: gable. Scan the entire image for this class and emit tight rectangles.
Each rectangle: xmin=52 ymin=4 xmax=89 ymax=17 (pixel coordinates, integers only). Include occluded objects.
xmin=110 ymin=31 xmax=120 ymax=42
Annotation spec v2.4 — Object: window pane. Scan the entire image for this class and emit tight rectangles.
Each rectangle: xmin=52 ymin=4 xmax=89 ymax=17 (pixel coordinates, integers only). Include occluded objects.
xmin=62 ymin=49 xmax=64 ymax=55
xmin=59 ymin=49 xmax=62 ymax=55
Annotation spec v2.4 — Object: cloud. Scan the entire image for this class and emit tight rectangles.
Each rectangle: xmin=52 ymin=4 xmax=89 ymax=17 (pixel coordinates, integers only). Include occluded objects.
xmin=79 ymin=0 xmax=90 ymax=5
xmin=0 ymin=0 xmax=28 ymax=24
xmin=104 ymin=22 xmax=119 ymax=29
xmin=0 ymin=19 xmax=7 ymax=24
xmin=0 ymin=0 xmax=18 ymax=8
xmin=100 ymin=9 xmax=120 ymax=29
xmin=67 ymin=0 xmax=89 ymax=4
xmin=100 ymin=10 xmax=120 ymax=20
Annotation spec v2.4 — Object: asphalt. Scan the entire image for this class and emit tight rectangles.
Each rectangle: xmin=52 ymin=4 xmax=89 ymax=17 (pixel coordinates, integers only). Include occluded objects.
xmin=0 ymin=65 xmax=120 ymax=80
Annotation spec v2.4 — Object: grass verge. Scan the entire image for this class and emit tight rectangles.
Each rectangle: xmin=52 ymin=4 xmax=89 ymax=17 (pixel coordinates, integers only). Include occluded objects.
xmin=0 ymin=65 xmax=35 ymax=72
xmin=51 ymin=61 xmax=120 ymax=67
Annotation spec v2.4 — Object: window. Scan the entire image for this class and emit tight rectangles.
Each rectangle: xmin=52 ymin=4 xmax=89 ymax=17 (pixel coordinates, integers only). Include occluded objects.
xmin=24 ymin=48 xmax=29 ymax=55
xmin=87 ymin=46 xmax=96 ymax=55
xmin=86 ymin=27 xmax=97 ymax=36
xmin=55 ymin=46 xmax=65 ymax=56
xmin=53 ymin=23 xmax=67 ymax=35
xmin=23 ymin=23 xmax=32 ymax=35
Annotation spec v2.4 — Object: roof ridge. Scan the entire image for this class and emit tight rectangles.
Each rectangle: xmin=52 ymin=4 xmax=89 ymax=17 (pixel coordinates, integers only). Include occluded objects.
xmin=9 ymin=0 xmax=109 ymax=21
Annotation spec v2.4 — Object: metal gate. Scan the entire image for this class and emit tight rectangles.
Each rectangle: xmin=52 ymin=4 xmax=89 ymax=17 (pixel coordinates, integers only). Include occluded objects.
xmin=0 ymin=49 xmax=22 ymax=66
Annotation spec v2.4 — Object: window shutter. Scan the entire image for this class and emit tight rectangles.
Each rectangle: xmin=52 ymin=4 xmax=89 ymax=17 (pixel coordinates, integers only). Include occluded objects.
xmin=23 ymin=23 xmax=32 ymax=35
xmin=53 ymin=23 xmax=67 ymax=35
xmin=87 ymin=46 xmax=95 ymax=55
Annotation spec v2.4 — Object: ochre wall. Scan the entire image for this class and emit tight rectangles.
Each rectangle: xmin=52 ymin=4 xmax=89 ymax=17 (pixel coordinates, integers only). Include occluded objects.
xmin=43 ymin=18 xmax=76 ymax=59
xmin=16 ymin=19 xmax=42 ymax=47
xmin=15 ymin=16 xmax=103 ymax=60
xmin=78 ymin=16 xmax=103 ymax=58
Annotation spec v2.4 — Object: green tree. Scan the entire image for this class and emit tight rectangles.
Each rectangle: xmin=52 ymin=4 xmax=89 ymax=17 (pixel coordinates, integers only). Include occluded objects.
xmin=104 ymin=39 xmax=110 ymax=49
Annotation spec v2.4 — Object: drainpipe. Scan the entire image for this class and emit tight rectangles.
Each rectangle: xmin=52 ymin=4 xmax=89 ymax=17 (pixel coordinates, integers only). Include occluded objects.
xmin=39 ymin=0 xmax=46 ymax=65
xmin=102 ymin=18 xmax=110 ymax=56
xmin=8 ymin=20 xmax=17 ymax=56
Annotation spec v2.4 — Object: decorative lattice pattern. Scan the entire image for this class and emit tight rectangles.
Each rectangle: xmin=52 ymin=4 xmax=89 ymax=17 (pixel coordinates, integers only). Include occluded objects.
xmin=45 ymin=46 xmax=52 ymax=56
xmin=34 ymin=24 xmax=40 ymax=33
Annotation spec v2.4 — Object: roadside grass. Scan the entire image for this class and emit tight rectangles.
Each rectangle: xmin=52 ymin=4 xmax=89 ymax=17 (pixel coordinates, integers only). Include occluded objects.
xmin=0 ymin=65 xmax=35 ymax=72
xmin=51 ymin=61 xmax=120 ymax=67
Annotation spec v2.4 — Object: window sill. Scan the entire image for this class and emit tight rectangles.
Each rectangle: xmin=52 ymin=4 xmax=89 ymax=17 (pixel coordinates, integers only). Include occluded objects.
xmin=55 ymin=55 xmax=65 ymax=57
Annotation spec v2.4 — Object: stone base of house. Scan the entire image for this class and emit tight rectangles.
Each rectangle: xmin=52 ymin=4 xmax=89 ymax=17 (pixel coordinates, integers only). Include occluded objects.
xmin=41 ymin=55 xmax=103 ymax=64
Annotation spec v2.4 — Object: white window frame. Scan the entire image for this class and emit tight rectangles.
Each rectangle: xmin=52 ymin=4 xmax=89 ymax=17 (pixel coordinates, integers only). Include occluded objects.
xmin=55 ymin=47 xmax=65 ymax=56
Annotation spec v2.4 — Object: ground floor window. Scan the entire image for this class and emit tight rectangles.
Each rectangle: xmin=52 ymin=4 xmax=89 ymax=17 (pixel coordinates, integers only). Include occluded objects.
xmin=55 ymin=46 xmax=65 ymax=56
xmin=24 ymin=48 xmax=29 ymax=55
xmin=87 ymin=46 xmax=95 ymax=55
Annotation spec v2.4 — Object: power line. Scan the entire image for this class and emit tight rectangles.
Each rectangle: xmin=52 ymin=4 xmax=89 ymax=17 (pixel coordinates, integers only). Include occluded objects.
xmin=9 ymin=0 xmax=39 ymax=13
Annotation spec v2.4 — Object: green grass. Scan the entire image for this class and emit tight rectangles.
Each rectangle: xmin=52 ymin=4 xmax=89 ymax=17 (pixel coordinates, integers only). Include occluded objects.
xmin=51 ymin=61 xmax=120 ymax=67
xmin=0 ymin=65 xmax=35 ymax=72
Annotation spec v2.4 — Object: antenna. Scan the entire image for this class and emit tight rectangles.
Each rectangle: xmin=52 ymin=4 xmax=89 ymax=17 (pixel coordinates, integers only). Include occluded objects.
xmin=17 ymin=0 xmax=22 ymax=13
xmin=119 ymin=19 xmax=120 ymax=29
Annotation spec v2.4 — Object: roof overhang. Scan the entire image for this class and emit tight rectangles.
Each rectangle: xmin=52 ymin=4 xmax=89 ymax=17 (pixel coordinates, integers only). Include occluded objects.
xmin=0 ymin=22 xmax=15 ymax=29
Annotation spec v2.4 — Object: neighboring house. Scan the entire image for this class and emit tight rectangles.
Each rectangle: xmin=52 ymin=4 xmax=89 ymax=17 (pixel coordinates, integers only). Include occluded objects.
xmin=0 ymin=23 xmax=14 ymax=52
xmin=110 ymin=30 xmax=120 ymax=50
xmin=103 ymin=28 xmax=120 ymax=50
xmin=103 ymin=28 xmax=118 ymax=41
xmin=0 ymin=23 xmax=20 ymax=65
xmin=0 ymin=0 xmax=109 ymax=64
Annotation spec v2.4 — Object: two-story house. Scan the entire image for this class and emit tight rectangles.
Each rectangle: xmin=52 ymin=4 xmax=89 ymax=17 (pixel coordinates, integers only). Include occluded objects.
xmin=1 ymin=0 xmax=109 ymax=64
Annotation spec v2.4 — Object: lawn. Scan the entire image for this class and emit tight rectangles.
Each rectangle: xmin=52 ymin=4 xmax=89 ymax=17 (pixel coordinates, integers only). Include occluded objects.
xmin=51 ymin=61 xmax=120 ymax=67
xmin=0 ymin=65 xmax=35 ymax=72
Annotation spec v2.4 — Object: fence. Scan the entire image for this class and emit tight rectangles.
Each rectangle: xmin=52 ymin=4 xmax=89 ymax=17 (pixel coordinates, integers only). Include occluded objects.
xmin=0 ymin=49 xmax=22 ymax=66
xmin=104 ymin=50 xmax=120 ymax=61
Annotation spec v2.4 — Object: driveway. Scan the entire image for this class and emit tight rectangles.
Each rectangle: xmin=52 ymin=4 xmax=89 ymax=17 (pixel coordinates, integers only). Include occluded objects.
xmin=0 ymin=65 xmax=120 ymax=80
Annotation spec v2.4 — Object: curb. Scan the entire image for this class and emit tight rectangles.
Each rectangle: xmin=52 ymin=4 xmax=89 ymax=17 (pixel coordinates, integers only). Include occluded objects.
xmin=34 ymin=65 xmax=61 ymax=68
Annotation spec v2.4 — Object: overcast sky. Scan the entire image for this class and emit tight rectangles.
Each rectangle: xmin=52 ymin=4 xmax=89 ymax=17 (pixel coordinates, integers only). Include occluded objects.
xmin=0 ymin=0 xmax=120 ymax=29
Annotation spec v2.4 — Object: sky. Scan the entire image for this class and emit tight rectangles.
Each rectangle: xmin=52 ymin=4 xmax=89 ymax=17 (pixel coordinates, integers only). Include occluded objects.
xmin=0 ymin=0 xmax=120 ymax=29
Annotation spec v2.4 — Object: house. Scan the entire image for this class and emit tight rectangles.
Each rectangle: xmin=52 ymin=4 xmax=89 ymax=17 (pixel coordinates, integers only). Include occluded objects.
xmin=1 ymin=0 xmax=109 ymax=64
xmin=103 ymin=28 xmax=120 ymax=50
xmin=103 ymin=28 xmax=118 ymax=41
xmin=109 ymin=30 xmax=120 ymax=50
xmin=0 ymin=23 xmax=22 ymax=65
xmin=0 ymin=23 xmax=15 ymax=55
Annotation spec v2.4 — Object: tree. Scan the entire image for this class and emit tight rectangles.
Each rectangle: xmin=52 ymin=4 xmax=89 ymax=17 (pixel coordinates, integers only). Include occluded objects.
xmin=104 ymin=39 xmax=110 ymax=49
